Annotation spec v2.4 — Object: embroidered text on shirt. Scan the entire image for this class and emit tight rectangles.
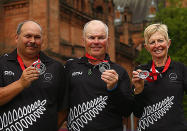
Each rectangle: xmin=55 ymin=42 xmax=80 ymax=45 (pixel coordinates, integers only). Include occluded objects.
xmin=4 ymin=71 xmax=15 ymax=76
xmin=72 ymin=72 xmax=83 ymax=77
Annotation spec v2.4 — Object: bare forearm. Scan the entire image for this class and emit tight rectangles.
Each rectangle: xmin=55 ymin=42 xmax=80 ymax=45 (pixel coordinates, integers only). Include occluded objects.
xmin=58 ymin=110 xmax=67 ymax=129
xmin=0 ymin=80 xmax=25 ymax=106
xmin=0 ymin=67 xmax=40 ymax=106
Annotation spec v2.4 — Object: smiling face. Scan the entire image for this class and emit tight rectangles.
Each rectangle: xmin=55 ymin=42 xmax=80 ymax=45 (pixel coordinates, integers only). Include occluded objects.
xmin=84 ymin=21 xmax=108 ymax=60
xmin=145 ymin=31 xmax=171 ymax=60
xmin=16 ymin=21 xmax=43 ymax=58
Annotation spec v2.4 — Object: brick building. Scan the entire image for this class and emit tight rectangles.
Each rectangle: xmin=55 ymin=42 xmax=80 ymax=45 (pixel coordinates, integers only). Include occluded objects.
xmin=1 ymin=0 xmax=186 ymax=81
xmin=0 ymin=0 xmax=152 ymax=77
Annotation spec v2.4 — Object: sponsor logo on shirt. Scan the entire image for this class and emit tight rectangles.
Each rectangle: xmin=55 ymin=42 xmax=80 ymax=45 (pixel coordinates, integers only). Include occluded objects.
xmin=4 ymin=71 xmax=15 ymax=76
xmin=72 ymin=72 xmax=83 ymax=77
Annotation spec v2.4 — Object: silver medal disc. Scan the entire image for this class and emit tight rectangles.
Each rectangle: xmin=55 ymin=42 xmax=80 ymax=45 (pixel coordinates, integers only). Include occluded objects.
xmin=139 ymin=70 xmax=149 ymax=79
xmin=33 ymin=62 xmax=46 ymax=75
xmin=99 ymin=62 xmax=110 ymax=73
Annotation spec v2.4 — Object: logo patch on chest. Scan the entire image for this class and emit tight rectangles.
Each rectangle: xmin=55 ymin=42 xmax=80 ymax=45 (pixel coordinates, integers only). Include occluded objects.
xmin=169 ymin=73 xmax=177 ymax=81
xmin=44 ymin=73 xmax=53 ymax=81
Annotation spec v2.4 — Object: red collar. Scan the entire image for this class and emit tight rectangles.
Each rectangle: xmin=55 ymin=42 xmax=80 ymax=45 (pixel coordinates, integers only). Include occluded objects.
xmin=85 ymin=53 xmax=108 ymax=63
xmin=146 ymin=56 xmax=171 ymax=82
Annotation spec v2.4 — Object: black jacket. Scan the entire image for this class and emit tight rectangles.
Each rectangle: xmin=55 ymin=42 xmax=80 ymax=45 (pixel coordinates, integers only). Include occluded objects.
xmin=65 ymin=54 xmax=133 ymax=131
xmin=133 ymin=60 xmax=187 ymax=131
xmin=0 ymin=49 xmax=69 ymax=131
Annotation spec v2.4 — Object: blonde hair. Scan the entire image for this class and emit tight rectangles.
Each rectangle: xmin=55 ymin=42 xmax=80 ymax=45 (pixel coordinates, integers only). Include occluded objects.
xmin=144 ymin=23 xmax=170 ymax=44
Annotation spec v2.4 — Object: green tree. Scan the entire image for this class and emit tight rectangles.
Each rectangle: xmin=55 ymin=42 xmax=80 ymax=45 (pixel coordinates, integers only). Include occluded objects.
xmin=136 ymin=0 xmax=187 ymax=118
xmin=156 ymin=4 xmax=187 ymax=64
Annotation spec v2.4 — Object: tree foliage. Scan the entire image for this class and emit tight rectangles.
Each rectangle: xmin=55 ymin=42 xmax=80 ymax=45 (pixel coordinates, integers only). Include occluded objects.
xmin=156 ymin=2 xmax=187 ymax=64
xmin=135 ymin=0 xmax=187 ymax=118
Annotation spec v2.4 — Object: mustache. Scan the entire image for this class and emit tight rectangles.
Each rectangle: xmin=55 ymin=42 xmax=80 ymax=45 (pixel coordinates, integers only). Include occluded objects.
xmin=26 ymin=43 xmax=38 ymax=48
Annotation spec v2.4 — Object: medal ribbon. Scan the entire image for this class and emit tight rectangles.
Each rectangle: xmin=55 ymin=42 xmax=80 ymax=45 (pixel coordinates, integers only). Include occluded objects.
xmin=85 ymin=53 xmax=108 ymax=63
xmin=17 ymin=54 xmax=40 ymax=71
xmin=85 ymin=53 xmax=108 ymax=75
xmin=146 ymin=56 xmax=171 ymax=82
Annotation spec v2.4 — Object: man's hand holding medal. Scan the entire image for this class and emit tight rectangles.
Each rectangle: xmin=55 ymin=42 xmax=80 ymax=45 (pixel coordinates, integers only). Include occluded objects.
xmin=18 ymin=60 xmax=46 ymax=88
xmin=100 ymin=62 xmax=119 ymax=90
xmin=32 ymin=60 xmax=46 ymax=75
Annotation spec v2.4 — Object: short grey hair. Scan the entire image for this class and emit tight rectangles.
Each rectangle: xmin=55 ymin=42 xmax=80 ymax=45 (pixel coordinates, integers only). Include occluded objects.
xmin=144 ymin=23 xmax=170 ymax=44
xmin=16 ymin=20 xmax=42 ymax=35
xmin=83 ymin=20 xmax=108 ymax=38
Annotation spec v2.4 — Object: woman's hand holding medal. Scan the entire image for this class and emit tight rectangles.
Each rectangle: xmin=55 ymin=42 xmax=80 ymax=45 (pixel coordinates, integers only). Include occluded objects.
xmin=132 ymin=69 xmax=145 ymax=94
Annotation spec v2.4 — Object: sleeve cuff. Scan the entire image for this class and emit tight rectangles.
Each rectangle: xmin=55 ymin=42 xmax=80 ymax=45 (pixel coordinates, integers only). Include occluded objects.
xmin=107 ymin=84 xmax=118 ymax=91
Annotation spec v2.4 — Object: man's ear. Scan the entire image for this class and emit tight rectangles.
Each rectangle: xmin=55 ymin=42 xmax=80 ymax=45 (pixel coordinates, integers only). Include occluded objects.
xmin=15 ymin=34 xmax=19 ymax=43
xmin=106 ymin=36 xmax=110 ymax=44
xmin=106 ymin=37 xmax=110 ymax=51
xmin=82 ymin=36 xmax=86 ymax=46
xmin=107 ymin=36 xmax=110 ymax=41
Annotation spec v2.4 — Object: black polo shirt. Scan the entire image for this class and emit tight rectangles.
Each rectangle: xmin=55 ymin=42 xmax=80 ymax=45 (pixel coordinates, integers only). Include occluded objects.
xmin=65 ymin=54 xmax=133 ymax=131
xmin=0 ymin=49 xmax=68 ymax=131
xmin=134 ymin=60 xmax=187 ymax=131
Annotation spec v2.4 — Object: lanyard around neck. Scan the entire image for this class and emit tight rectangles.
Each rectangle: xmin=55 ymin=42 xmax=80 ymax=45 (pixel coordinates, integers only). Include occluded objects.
xmin=85 ymin=53 xmax=108 ymax=63
xmin=17 ymin=54 xmax=40 ymax=71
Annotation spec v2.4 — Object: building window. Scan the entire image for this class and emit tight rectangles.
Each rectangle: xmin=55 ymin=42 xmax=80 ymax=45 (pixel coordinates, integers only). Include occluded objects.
xmin=81 ymin=0 xmax=85 ymax=11
xmin=96 ymin=6 xmax=103 ymax=14
xmin=124 ymin=15 xmax=127 ymax=22
xmin=108 ymin=7 xmax=111 ymax=13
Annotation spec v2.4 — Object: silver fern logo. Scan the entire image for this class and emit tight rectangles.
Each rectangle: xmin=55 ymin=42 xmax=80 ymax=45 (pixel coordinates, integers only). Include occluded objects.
xmin=67 ymin=96 xmax=108 ymax=131
xmin=137 ymin=96 xmax=174 ymax=131
xmin=0 ymin=99 xmax=47 ymax=131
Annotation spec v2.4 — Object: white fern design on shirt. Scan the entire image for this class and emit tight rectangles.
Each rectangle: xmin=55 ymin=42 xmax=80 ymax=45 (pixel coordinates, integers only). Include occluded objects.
xmin=137 ymin=96 xmax=174 ymax=131
xmin=0 ymin=99 xmax=47 ymax=131
xmin=68 ymin=96 xmax=108 ymax=131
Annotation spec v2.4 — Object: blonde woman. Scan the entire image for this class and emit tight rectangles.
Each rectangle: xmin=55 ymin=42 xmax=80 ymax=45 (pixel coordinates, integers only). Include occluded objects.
xmin=132 ymin=23 xmax=187 ymax=131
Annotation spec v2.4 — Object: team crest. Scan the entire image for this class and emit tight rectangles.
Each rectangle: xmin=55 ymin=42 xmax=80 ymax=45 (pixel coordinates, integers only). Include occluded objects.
xmin=169 ymin=73 xmax=177 ymax=81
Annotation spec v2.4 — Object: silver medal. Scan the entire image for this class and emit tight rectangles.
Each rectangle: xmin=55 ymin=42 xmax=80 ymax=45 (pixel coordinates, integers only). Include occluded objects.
xmin=139 ymin=70 xmax=149 ymax=79
xmin=32 ymin=61 xmax=46 ymax=75
xmin=99 ymin=62 xmax=110 ymax=73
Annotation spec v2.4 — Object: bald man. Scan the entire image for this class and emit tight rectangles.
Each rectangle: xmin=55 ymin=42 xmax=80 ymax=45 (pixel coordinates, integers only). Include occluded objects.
xmin=65 ymin=20 xmax=133 ymax=131
xmin=0 ymin=20 xmax=68 ymax=131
